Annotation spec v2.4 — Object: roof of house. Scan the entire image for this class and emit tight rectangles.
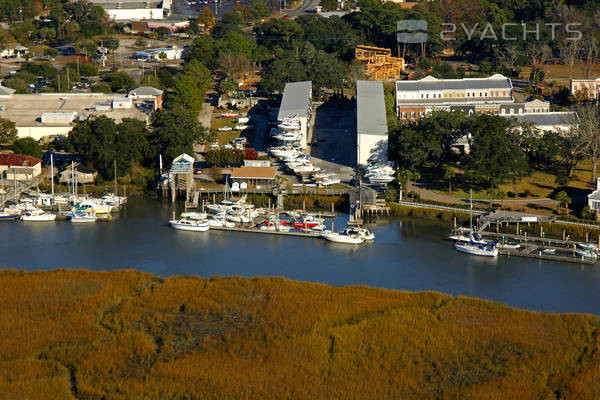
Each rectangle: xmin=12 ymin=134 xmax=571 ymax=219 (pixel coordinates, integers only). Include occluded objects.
xmin=357 ymin=80 xmax=388 ymax=137
xmin=503 ymin=112 xmax=578 ymax=126
xmin=230 ymin=166 xmax=277 ymax=179
xmin=278 ymin=81 xmax=312 ymax=120
xmin=396 ymin=74 xmax=512 ymax=92
xmin=0 ymin=154 xmax=42 ymax=167
xmin=128 ymin=86 xmax=163 ymax=96
xmin=0 ymin=85 xmax=15 ymax=96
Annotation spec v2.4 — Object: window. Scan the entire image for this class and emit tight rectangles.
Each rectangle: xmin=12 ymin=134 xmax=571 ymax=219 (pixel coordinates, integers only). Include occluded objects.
xmin=574 ymin=85 xmax=578 ymax=91
xmin=501 ymin=109 xmax=505 ymax=114
xmin=510 ymin=109 xmax=514 ymax=115
xmin=479 ymin=92 xmax=482 ymax=97
xmin=425 ymin=94 xmax=429 ymax=99
xmin=401 ymin=112 xmax=407 ymax=119
xmin=518 ymin=109 xmax=523 ymax=114
xmin=419 ymin=112 xmax=424 ymax=117
xmin=410 ymin=112 xmax=415 ymax=118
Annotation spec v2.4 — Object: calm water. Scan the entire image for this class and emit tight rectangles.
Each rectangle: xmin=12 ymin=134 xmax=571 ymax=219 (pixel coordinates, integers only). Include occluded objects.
xmin=3 ymin=196 xmax=600 ymax=315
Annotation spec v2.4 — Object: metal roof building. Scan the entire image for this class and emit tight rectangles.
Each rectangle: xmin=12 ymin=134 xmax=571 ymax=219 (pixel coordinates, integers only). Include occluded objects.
xmin=503 ymin=112 xmax=578 ymax=132
xmin=356 ymin=80 xmax=388 ymax=166
xmin=278 ymin=81 xmax=312 ymax=120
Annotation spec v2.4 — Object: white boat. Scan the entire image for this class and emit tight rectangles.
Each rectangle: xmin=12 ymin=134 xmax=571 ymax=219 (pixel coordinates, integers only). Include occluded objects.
xmin=497 ymin=242 xmax=520 ymax=250
xmin=454 ymin=242 xmax=499 ymax=257
xmin=575 ymin=248 xmax=598 ymax=259
xmin=293 ymin=164 xmax=318 ymax=174
xmin=180 ymin=211 xmax=208 ymax=220
xmin=207 ymin=218 xmax=235 ymax=228
xmin=74 ymin=200 xmax=112 ymax=214
xmin=226 ymin=212 xmax=252 ymax=223
xmin=21 ymin=212 xmax=56 ymax=221
xmin=235 ymin=124 xmax=249 ymax=130
xmin=367 ymin=174 xmax=394 ymax=184
xmin=169 ymin=219 xmax=209 ymax=232
xmin=0 ymin=210 xmax=19 ymax=221
xmin=71 ymin=212 xmax=98 ymax=223
xmin=448 ymin=228 xmax=486 ymax=245
xmin=320 ymin=230 xmax=365 ymax=244
xmin=260 ymin=223 xmax=291 ymax=232
xmin=273 ymin=132 xmax=301 ymax=142
xmin=346 ymin=227 xmax=375 ymax=241
xmin=542 ymin=248 xmax=556 ymax=254
xmin=316 ymin=176 xmax=341 ymax=186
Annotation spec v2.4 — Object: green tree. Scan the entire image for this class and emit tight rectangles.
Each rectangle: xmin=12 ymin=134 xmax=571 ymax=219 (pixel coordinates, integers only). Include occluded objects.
xmin=555 ymin=190 xmax=572 ymax=209
xmin=12 ymin=137 xmax=42 ymax=159
xmin=444 ymin=166 xmax=456 ymax=194
xmin=134 ymin=37 xmax=147 ymax=48
xmin=0 ymin=117 xmax=18 ymax=145
xmin=198 ymin=7 xmax=215 ymax=31
xmin=156 ymin=27 xmax=170 ymax=39
xmin=150 ymin=107 xmax=208 ymax=163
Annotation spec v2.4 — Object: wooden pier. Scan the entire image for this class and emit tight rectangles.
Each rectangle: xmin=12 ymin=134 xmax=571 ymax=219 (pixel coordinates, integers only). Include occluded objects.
xmin=209 ymin=225 xmax=321 ymax=238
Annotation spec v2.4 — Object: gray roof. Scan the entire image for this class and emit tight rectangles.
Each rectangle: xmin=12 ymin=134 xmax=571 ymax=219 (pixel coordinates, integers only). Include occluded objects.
xmin=588 ymin=189 xmax=600 ymax=201
xmin=357 ymin=80 xmax=387 ymax=137
xmin=503 ymin=112 xmax=578 ymax=126
xmin=128 ymin=86 xmax=163 ymax=96
xmin=0 ymin=85 xmax=15 ymax=96
xmin=278 ymin=81 xmax=312 ymax=120
xmin=396 ymin=96 xmax=513 ymax=105
xmin=396 ymin=74 xmax=512 ymax=92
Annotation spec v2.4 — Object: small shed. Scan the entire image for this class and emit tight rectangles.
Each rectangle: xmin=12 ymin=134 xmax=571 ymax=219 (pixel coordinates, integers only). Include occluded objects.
xmin=112 ymin=98 xmax=132 ymax=109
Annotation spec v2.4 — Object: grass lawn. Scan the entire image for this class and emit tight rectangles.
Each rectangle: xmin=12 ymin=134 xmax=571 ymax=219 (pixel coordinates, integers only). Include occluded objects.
xmin=521 ymin=63 xmax=600 ymax=83
xmin=211 ymin=114 xmax=243 ymax=145
xmin=431 ymin=161 xmax=597 ymax=203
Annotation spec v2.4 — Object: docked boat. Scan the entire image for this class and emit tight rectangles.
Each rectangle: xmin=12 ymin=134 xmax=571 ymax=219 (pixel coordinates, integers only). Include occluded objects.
xmin=367 ymin=174 xmax=394 ymax=184
xmin=74 ymin=200 xmax=112 ymax=214
xmin=0 ymin=210 xmax=20 ymax=220
xmin=260 ymin=222 xmax=291 ymax=232
xmin=71 ymin=212 xmax=98 ymax=223
xmin=575 ymin=248 xmax=598 ymax=259
xmin=454 ymin=242 xmax=499 ymax=257
xmin=226 ymin=212 xmax=252 ymax=223
xmin=180 ymin=211 xmax=208 ymax=220
xmin=320 ymin=230 xmax=365 ymax=244
xmin=207 ymin=218 xmax=235 ymax=228
xmin=448 ymin=228 xmax=486 ymax=245
xmin=346 ymin=227 xmax=375 ymax=241
xmin=316 ymin=176 xmax=341 ymax=186
xmin=21 ymin=211 xmax=56 ymax=221
xmin=292 ymin=215 xmax=324 ymax=229
xmin=169 ymin=218 xmax=209 ymax=232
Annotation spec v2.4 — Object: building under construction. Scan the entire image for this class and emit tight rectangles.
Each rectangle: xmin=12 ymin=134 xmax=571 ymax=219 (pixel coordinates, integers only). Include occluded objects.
xmin=355 ymin=45 xmax=405 ymax=80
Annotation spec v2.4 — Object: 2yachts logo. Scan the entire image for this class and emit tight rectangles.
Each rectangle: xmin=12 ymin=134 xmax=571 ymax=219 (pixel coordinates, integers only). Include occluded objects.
xmin=397 ymin=20 xmax=428 ymax=44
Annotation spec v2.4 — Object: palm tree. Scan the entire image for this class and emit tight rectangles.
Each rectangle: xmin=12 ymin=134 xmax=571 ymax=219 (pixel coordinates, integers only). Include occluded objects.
xmin=555 ymin=191 xmax=572 ymax=210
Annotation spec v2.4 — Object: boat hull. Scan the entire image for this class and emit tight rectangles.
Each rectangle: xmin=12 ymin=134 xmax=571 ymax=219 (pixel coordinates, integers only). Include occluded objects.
xmin=320 ymin=232 xmax=364 ymax=244
xmin=454 ymin=243 xmax=498 ymax=257
xmin=169 ymin=220 xmax=209 ymax=232
xmin=21 ymin=214 xmax=56 ymax=221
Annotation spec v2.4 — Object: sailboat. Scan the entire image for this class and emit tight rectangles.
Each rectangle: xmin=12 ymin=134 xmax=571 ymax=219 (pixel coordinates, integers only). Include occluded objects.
xmin=454 ymin=190 xmax=498 ymax=257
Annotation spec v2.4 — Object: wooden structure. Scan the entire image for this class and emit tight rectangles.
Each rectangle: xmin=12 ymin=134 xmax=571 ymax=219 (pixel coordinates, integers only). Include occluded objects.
xmin=355 ymin=45 xmax=405 ymax=80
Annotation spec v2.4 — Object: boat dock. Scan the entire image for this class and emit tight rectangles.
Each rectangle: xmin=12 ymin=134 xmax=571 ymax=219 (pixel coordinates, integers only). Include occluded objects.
xmin=480 ymin=231 xmax=597 ymax=265
xmin=209 ymin=225 xmax=321 ymax=238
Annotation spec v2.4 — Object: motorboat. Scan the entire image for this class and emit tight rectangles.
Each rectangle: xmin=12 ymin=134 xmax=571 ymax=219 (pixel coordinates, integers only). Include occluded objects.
xmin=226 ymin=212 xmax=252 ymax=223
xmin=316 ymin=176 xmax=341 ymax=186
xmin=310 ymin=224 xmax=327 ymax=232
xmin=205 ymin=199 xmax=236 ymax=215
xmin=293 ymin=164 xmax=318 ymax=174
xmin=320 ymin=230 xmax=365 ymax=244
xmin=207 ymin=218 xmax=235 ymax=228
xmin=496 ymin=241 xmax=520 ymax=250
xmin=169 ymin=218 xmax=209 ymax=232
xmin=0 ymin=211 xmax=19 ymax=220
xmin=71 ymin=212 xmax=98 ymax=223
xmin=260 ymin=222 xmax=291 ymax=232
xmin=234 ymin=124 xmax=249 ymax=130
xmin=181 ymin=211 xmax=208 ymax=220
xmin=218 ymin=126 xmax=233 ymax=131
xmin=367 ymin=174 xmax=394 ymax=184
xmin=346 ymin=227 xmax=375 ymax=241
xmin=21 ymin=211 xmax=56 ymax=221
xmin=74 ymin=200 xmax=112 ymax=214
xmin=575 ymin=248 xmax=598 ymax=259
xmin=454 ymin=242 xmax=498 ymax=257
xmin=293 ymin=215 xmax=324 ymax=229
xmin=273 ymin=132 xmax=301 ymax=142
xmin=221 ymin=113 xmax=241 ymax=118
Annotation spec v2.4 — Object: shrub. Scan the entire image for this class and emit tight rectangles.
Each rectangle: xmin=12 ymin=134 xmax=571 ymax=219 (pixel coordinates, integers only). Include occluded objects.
xmin=507 ymin=191 xmax=515 ymax=198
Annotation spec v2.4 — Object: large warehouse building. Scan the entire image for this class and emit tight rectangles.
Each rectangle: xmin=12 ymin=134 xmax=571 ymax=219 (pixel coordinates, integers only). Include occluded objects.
xmin=277 ymin=81 xmax=312 ymax=148
xmin=356 ymin=80 xmax=388 ymax=166
xmin=89 ymin=0 xmax=171 ymax=20
xmin=0 ymin=88 xmax=162 ymax=141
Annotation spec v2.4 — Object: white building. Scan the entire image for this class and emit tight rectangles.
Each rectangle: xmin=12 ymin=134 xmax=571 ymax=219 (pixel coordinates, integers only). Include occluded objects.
xmin=570 ymin=78 xmax=600 ymax=100
xmin=356 ymin=80 xmax=388 ymax=166
xmin=278 ymin=81 xmax=312 ymax=148
xmin=502 ymin=112 xmax=578 ymax=134
xmin=134 ymin=45 xmax=183 ymax=61
xmin=88 ymin=0 xmax=171 ymax=20
xmin=588 ymin=178 xmax=600 ymax=213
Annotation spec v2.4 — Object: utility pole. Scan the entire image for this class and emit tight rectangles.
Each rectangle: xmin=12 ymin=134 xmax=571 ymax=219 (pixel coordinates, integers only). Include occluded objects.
xmin=50 ymin=153 xmax=54 ymax=202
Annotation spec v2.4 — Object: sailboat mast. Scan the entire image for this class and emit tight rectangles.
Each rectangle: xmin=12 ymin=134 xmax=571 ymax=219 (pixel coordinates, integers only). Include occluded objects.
xmin=50 ymin=153 xmax=54 ymax=201
xmin=469 ymin=189 xmax=473 ymax=230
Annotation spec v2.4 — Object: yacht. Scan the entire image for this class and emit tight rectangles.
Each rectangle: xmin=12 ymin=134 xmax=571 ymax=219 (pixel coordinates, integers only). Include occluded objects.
xmin=207 ymin=217 xmax=235 ymax=228
xmin=169 ymin=218 xmax=209 ymax=232
xmin=71 ymin=211 xmax=98 ymax=223
xmin=346 ymin=227 xmax=375 ymax=241
xmin=367 ymin=174 xmax=394 ymax=184
xmin=454 ymin=241 xmax=499 ymax=257
xmin=180 ymin=211 xmax=208 ymax=220
xmin=21 ymin=210 xmax=56 ymax=222
xmin=316 ymin=176 xmax=340 ymax=186
xmin=320 ymin=230 xmax=365 ymax=244
xmin=292 ymin=215 xmax=324 ymax=229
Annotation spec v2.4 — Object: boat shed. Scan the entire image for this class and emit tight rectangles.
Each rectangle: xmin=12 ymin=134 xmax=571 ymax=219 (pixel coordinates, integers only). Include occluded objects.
xmin=230 ymin=166 xmax=277 ymax=189
xmin=356 ymin=80 xmax=388 ymax=166
xmin=277 ymin=81 xmax=312 ymax=148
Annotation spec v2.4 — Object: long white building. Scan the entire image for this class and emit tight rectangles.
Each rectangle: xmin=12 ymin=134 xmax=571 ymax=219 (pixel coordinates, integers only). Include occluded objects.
xmin=89 ymin=0 xmax=171 ymax=20
xmin=356 ymin=80 xmax=388 ymax=166
xmin=278 ymin=81 xmax=312 ymax=148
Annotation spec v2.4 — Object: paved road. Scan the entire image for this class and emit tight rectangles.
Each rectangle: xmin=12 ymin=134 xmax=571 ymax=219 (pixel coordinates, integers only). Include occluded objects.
xmin=286 ymin=0 xmax=319 ymax=18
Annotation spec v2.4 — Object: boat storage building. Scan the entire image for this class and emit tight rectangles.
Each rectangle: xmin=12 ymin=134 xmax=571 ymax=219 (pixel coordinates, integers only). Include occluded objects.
xmin=277 ymin=81 xmax=312 ymax=148
xmin=356 ymin=80 xmax=388 ymax=166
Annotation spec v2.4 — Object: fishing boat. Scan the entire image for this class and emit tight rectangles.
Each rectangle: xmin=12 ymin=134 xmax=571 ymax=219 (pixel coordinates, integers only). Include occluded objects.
xmin=70 ymin=211 xmax=98 ymax=223
xmin=454 ymin=242 xmax=499 ymax=257
xmin=320 ymin=230 xmax=365 ymax=244
xmin=169 ymin=218 xmax=209 ymax=232
xmin=21 ymin=211 xmax=56 ymax=221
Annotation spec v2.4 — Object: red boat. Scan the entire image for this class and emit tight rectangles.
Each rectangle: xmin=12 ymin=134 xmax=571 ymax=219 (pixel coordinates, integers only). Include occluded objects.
xmin=265 ymin=220 xmax=289 ymax=226
xmin=221 ymin=113 xmax=241 ymax=118
xmin=292 ymin=215 xmax=323 ymax=229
